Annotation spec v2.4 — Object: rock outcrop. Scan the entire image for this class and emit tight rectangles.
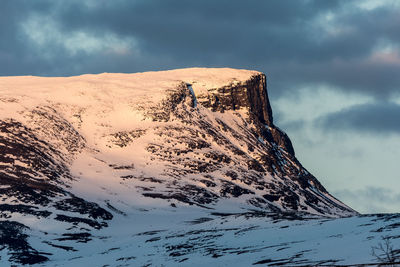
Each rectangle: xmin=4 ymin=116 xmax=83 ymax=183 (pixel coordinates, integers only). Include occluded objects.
xmin=193 ymin=73 xmax=295 ymax=156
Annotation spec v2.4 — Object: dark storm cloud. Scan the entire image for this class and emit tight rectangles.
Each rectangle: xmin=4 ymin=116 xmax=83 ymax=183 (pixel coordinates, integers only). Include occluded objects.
xmin=0 ymin=1 xmax=42 ymax=74
xmin=49 ymin=0 xmax=343 ymax=72
xmin=272 ymin=58 xmax=400 ymax=99
xmin=316 ymin=102 xmax=400 ymax=135
xmin=1 ymin=0 xmax=400 ymax=100
xmin=0 ymin=0 xmax=145 ymax=76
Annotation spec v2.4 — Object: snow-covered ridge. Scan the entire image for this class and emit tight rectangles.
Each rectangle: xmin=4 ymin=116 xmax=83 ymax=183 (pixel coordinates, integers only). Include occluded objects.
xmin=0 ymin=68 xmax=260 ymax=146
xmin=0 ymin=67 xmax=260 ymax=112
xmin=0 ymin=68 xmax=359 ymax=265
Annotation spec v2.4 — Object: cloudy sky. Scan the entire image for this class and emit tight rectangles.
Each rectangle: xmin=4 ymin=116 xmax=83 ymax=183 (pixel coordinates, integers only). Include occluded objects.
xmin=2 ymin=0 xmax=400 ymax=213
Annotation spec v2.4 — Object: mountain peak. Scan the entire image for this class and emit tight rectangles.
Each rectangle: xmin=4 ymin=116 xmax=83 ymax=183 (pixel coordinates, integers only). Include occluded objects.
xmin=0 ymin=67 xmax=354 ymax=215
xmin=0 ymin=68 xmax=357 ymax=264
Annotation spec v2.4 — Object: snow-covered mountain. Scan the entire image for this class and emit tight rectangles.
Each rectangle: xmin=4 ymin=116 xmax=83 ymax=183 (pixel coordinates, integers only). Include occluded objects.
xmin=0 ymin=68 xmax=398 ymax=266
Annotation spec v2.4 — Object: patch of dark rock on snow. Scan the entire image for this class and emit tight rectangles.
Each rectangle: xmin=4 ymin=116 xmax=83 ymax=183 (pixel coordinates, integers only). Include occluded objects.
xmin=0 ymin=221 xmax=49 ymax=265
xmin=54 ymin=214 xmax=108 ymax=229
xmin=185 ymin=217 xmax=214 ymax=225
xmin=0 ymin=204 xmax=52 ymax=218
xmin=42 ymin=241 xmax=77 ymax=252
xmin=116 ymin=256 xmax=136 ymax=262
xmin=145 ymin=237 xmax=161 ymax=243
xmin=220 ymin=181 xmax=254 ymax=198
xmin=247 ymin=159 xmax=266 ymax=173
xmin=373 ymin=222 xmax=400 ymax=233
xmin=263 ymin=194 xmax=281 ymax=202
xmin=55 ymin=232 xmax=92 ymax=243
xmin=136 ymin=230 xmax=166 ymax=236
xmin=100 ymin=247 xmax=120 ymax=254
xmin=54 ymin=196 xmax=113 ymax=220
xmin=199 ymin=179 xmax=217 ymax=187
xmin=0 ymin=119 xmax=72 ymax=183
xmin=142 ymin=184 xmax=218 ymax=206
xmin=108 ymin=163 xmax=135 ymax=170
xmin=203 ymin=151 xmax=232 ymax=164
xmin=109 ymin=129 xmax=146 ymax=148
xmin=210 ymin=211 xmax=318 ymax=222
xmin=105 ymin=200 xmax=127 ymax=216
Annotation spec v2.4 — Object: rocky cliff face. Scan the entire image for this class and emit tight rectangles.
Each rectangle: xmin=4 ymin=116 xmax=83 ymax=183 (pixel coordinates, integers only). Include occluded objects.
xmin=193 ymin=73 xmax=295 ymax=156
xmin=0 ymin=68 xmax=356 ymax=265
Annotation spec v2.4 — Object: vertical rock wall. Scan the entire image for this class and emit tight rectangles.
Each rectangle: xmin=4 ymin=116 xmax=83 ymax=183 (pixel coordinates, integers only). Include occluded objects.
xmin=195 ymin=73 xmax=295 ymax=156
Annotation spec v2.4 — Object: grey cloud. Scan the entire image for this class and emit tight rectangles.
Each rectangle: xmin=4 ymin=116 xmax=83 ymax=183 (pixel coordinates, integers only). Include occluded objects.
xmin=54 ymin=0 xmax=342 ymax=63
xmin=52 ymin=1 xmax=397 ymax=65
xmin=0 ymin=0 xmax=348 ymax=76
xmin=316 ymin=102 xmax=400 ymax=135
xmin=271 ymin=58 xmax=400 ymax=99
xmin=334 ymin=186 xmax=400 ymax=213
xmin=0 ymin=0 xmax=60 ymax=75
xmin=278 ymin=119 xmax=307 ymax=133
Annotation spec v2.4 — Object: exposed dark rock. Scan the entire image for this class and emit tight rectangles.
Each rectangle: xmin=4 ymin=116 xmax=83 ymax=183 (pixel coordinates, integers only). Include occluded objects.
xmin=196 ymin=74 xmax=294 ymax=156
xmin=0 ymin=221 xmax=49 ymax=265
xmin=263 ymin=194 xmax=281 ymax=202
xmin=0 ymin=204 xmax=52 ymax=218
xmin=0 ymin=119 xmax=71 ymax=184
xmin=225 ymin=170 xmax=239 ymax=180
xmin=54 ymin=214 xmax=108 ymax=229
xmin=204 ymin=151 xmax=232 ymax=164
xmin=54 ymin=197 xmax=113 ymax=220
xmin=143 ymin=184 xmax=219 ymax=206
xmin=247 ymin=159 xmax=266 ymax=172
xmin=25 ymin=106 xmax=86 ymax=155
xmin=55 ymin=232 xmax=92 ymax=243
xmin=269 ymin=127 xmax=295 ymax=156
xmin=199 ymin=179 xmax=217 ymax=187
xmin=220 ymin=181 xmax=254 ymax=198
xmin=109 ymin=129 xmax=146 ymax=147
xmin=42 ymin=241 xmax=77 ymax=252
xmin=145 ymin=82 xmax=189 ymax=122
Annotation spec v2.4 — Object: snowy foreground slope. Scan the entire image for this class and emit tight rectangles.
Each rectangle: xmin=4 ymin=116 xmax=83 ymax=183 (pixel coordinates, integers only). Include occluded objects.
xmin=0 ymin=68 xmax=398 ymax=266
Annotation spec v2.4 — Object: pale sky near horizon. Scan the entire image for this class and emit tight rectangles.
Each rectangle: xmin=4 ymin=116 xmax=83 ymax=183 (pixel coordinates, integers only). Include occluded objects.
xmin=1 ymin=0 xmax=400 ymax=213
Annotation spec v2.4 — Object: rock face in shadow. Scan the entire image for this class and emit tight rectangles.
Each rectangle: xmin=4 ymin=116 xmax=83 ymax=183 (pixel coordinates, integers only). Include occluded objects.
xmin=195 ymin=73 xmax=295 ymax=156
